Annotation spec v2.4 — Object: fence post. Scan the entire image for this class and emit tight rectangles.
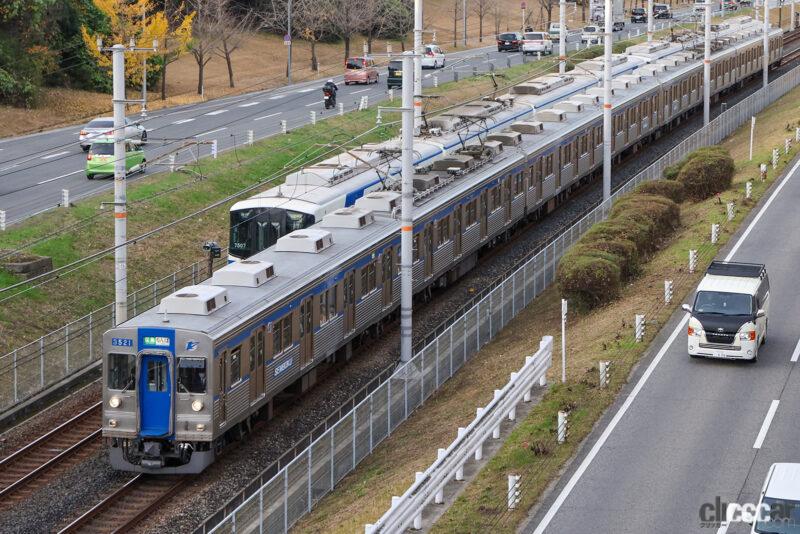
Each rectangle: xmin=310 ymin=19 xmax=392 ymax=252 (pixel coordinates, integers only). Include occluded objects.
xmin=635 ymin=314 xmax=645 ymax=342
xmin=475 ymin=407 xmax=485 ymax=460
xmin=62 ymin=189 xmax=69 ymax=208
xmin=795 ymin=127 xmax=800 ymax=143
xmin=247 ymin=130 xmax=254 ymax=146
xmin=664 ymin=280 xmax=673 ymax=305
xmin=711 ymin=223 xmax=720 ymax=244
xmin=727 ymin=201 xmax=736 ymax=222
xmin=435 ymin=448 xmax=446 ymax=504
xmin=786 ymin=138 xmax=792 ymax=155
xmin=413 ymin=472 xmax=424 ymax=529
xmin=39 ymin=337 xmax=45 ymax=388
xmin=507 ymin=475 xmax=521 ymax=509
xmin=557 ymin=411 xmax=567 ymax=443
xmin=746 ymin=181 xmax=752 ymax=199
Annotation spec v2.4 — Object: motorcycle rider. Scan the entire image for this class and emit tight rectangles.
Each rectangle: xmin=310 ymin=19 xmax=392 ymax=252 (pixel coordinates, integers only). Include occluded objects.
xmin=323 ymin=79 xmax=338 ymax=109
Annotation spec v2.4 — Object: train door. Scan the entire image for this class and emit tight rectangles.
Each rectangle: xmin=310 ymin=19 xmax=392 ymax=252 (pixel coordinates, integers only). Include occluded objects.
xmin=480 ymin=192 xmax=488 ymax=239
xmin=382 ymin=250 xmax=393 ymax=307
xmin=139 ymin=352 xmax=172 ymax=437
xmin=454 ymin=205 xmax=462 ymax=257
xmin=424 ymin=225 xmax=433 ymax=277
xmin=256 ymin=329 xmax=265 ymax=397
xmin=299 ymin=297 xmax=314 ymax=368
xmin=218 ymin=352 xmax=227 ymax=426
xmin=343 ymin=272 xmax=356 ymax=334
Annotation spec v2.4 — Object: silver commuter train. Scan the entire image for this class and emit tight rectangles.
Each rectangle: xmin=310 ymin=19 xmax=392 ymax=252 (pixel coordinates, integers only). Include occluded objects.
xmin=103 ymin=19 xmax=783 ymax=472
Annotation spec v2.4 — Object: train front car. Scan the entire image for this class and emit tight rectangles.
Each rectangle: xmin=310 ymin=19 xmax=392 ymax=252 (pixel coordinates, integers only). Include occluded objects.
xmin=103 ymin=326 xmax=215 ymax=473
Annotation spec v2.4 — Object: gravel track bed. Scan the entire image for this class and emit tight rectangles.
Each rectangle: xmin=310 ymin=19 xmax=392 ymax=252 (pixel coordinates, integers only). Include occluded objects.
xmin=0 ymin=64 xmax=792 ymax=534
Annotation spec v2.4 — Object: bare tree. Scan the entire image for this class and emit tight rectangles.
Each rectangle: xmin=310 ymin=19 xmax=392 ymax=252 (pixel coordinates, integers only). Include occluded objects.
xmin=188 ymin=0 xmax=224 ymax=95
xmin=492 ymin=2 xmax=502 ymax=36
xmin=452 ymin=0 xmax=461 ymax=47
xmin=215 ymin=2 xmax=257 ymax=87
xmin=472 ymin=0 xmax=490 ymax=41
xmin=324 ymin=0 xmax=364 ymax=61
xmin=535 ymin=0 xmax=554 ymax=27
xmin=380 ymin=0 xmax=413 ymax=51
xmin=158 ymin=0 xmax=196 ymax=100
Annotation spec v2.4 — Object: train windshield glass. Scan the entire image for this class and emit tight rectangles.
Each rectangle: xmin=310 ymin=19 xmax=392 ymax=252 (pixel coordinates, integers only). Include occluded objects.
xmin=108 ymin=353 xmax=136 ymax=390
xmin=229 ymin=208 xmax=314 ymax=259
xmin=177 ymin=357 xmax=207 ymax=393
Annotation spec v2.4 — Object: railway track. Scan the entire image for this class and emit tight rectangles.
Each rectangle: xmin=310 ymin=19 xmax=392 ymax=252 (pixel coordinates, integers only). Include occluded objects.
xmin=0 ymin=402 xmax=102 ymax=507
xmin=58 ymin=474 xmax=186 ymax=533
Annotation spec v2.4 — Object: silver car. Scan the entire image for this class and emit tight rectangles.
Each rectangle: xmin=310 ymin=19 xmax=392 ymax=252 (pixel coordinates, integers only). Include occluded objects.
xmin=79 ymin=117 xmax=147 ymax=151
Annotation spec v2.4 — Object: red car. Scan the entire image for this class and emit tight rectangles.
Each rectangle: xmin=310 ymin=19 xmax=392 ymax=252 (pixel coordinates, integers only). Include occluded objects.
xmin=344 ymin=57 xmax=379 ymax=85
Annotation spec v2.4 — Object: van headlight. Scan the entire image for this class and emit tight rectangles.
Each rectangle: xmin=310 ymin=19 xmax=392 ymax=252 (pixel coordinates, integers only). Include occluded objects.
xmin=109 ymin=396 xmax=121 ymax=408
xmin=191 ymin=400 xmax=204 ymax=412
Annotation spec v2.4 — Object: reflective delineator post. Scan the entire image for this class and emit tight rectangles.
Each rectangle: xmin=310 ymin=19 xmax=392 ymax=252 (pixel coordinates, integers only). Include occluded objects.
xmin=772 ymin=148 xmax=779 ymax=169
xmin=599 ymin=361 xmax=610 ymax=388
xmin=508 ymin=475 xmax=521 ymax=509
xmin=557 ymin=411 xmax=567 ymax=443
xmin=635 ymin=314 xmax=646 ymax=342
xmin=746 ymin=181 xmax=753 ymax=199
xmin=62 ymin=189 xmax=69 ymax=208
xmin=711 ymin=223 xmax=720 ymax=244
xmin=400 ymin=55 xmax=414 ymax=363
xmin=689 ymin=249 xmax=698 ymax=273
xmin=211 ymin=139 xmax=218 ymax=159
xmin=0 ymin=210 xmax=5 ymax=231
xmin=169 ymin=153 xmax=175 ymax=172
xmin=664 ymin=280 xmax=673 ymax=304
xmin=603 ymin=0 xmax=613 ymax=201
xmin=247 ymin=129 xmax=254 ymax=146
xmin=786 ymin=138 xmax=791 ymax=155
xmin=704 ymin=0 xmax=712 ymax=126
xmin=310 ymin=110 xmax=316 ymax=125
xmin=338 ymin=102 xmax=344 ymax=115
xmin=727 ymin=201 xmax=736 ymax=222
xmin=281 ymin=119 xmax=287 ymax=134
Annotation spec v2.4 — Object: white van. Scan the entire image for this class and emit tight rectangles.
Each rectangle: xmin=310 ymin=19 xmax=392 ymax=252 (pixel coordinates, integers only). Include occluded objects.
xmin=751 ymin=463 xmax=800 ymax=532
xmin=682 ymin=261 xmax=770 ymax=361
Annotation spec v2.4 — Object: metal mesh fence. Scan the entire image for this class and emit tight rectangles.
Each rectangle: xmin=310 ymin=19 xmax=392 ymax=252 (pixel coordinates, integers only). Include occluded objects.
xmin=206 ymin=65 xmax=800 ymax=534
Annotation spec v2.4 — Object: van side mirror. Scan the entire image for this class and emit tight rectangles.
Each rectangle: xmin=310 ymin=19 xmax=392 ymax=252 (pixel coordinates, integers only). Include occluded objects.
xmin=681 ymin=304 xmax=692 ymax=313
xmin=756 ymin=309 xmax=766 ymax=318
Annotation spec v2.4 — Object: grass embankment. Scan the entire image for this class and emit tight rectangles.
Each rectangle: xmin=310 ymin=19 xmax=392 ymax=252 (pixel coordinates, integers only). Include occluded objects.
xmin=0 ymin=50 xmax=587 ymax=354
xmin=290 ymin=68 xmax=800 ymax=534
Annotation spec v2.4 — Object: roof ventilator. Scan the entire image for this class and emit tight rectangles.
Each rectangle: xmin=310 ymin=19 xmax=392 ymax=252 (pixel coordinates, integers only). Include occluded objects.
xmin=275 ymin=229 xmax=334 ymax=254
xmin=212 ymin=260 xmax=275 ymax=288
xmin=159 ymin=285 xmax=229 ymax=316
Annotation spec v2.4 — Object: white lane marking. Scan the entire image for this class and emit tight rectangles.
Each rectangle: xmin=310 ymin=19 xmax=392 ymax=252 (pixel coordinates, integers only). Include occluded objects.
xmin=268 ymin=94 xmax=287 ymax=100
xmin=534 ymin=156 xmax=800 ymax=532
xmin=753 ymin=400 xmax=779 ymax=449
xmin=41 ymin=151 xmax=70 ymax=160
xmin=716 ymin=523 xmax=729 ymax=534
xmin=791 ymin=338 xmax=800 ymax=362
xmin=351 ymin=88 xmax=371 ymax=94
xmin=305 ymin=100 xmax=323 ymax=107
xmin=299 ymin=87 xmax=316 ymax=93
xmin=254 ymin=112 xmax=281 ymax=121
xmin=0 ymin=163 xmax=19 ymax=171
xmin=532 ymin=314 xmax=689 ymax=533
xmin=173 ymin=118 xmax=195 ymax=125
xmin=508 ymin=53 xmax=520 ymax=58
xmin=204 ymin=109 xmax=228 ymax=116
xmin=238 ymin=101 xmax=260 ymax=107
xmin=37 ymin=169 xmax=83 ymax=184
xmin=197 ymin=127 xmax=227 ymax=137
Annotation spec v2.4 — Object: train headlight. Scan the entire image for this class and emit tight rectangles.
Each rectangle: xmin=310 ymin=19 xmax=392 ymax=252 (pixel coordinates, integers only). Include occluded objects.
xmin=191 ymin=400 xmax=204 ymax=412
xmin=109 ymin=396 xmax=121 ymax=408
xmin=109 ymin=419 xmax=118 ymax=428
xmin=196 ymin=423 xmax=206 ymax=431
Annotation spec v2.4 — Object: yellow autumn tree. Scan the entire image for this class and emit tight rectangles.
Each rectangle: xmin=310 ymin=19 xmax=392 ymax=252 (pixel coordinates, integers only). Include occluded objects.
xmin=82 ymin=0 xmax=194 ymax=90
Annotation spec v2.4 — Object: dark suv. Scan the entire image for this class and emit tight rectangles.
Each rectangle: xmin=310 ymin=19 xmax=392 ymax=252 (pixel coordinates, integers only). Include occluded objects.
xmin=497 ymin=32 xmax=523 ymax=52
xmin=631 ymin=7 xmax=646 ymax=22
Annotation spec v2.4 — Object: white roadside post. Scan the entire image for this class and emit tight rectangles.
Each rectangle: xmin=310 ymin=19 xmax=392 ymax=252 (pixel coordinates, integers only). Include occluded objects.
xmin=599 ymin=361 xmax=610 ymax=387
xmin=727 ymin=201 xmax=735 ymax=221
xmin=281 ymin=119 xmax=287 ymax=134
xmin=559 ymin=0 xmax=567 ymax=74
xmin=0 ymin=210 xmax=5 ymax=231
xmin=704 ymin=0 xmax=712 ymax=125
xmin=508 ymin=475 xmax=521 ymax=509
xmin=339 ymin=102 xmax=344 ymax=115
xmin=413 ymin=472 xmax=424 ymax=529
xmin=749 ymin=116 xmax=756 ymax=160
xmin=561 ymin=299 xmax=567 ymax=383
xmin=664 ymin=280 xmax=673 ymax=304
xmin=435 ymin=449 xmax=446 ymax=504
xmin=62 ymin=189 xmax=69 ymax=208
xmin=557 ymin=411 xmax=567 ymax=443
xmin=603 ymin=0 xmax=613 ymax=201
xmin=211 ymin=139 xmax=218 ymax=159
xmin=772 ymin=148 xmax=779 ymax=169
xmin=786 ymin=138 xmax=791 ymax=155
xmin=475 ymin=408 xmax=485 ymax=460
xmin=400 ymin=55 xmax=415 ymax=362
xmin=711 ymin=223 xmax=720 ymax=244
xmin=169 ymin=153 xmax=175 ymax=172
xmin=247 ymin=129 xmax=254 ymax=146
xmin=760 ymin=162 xmax=768 ymax=181
xmin=635 ymin=314 xmax=645 ymax=342
xmin=796 ymin=127 xmax=800 ymax=142
xmin=310 ymin=110 xmax=316 ymax=125
xmin=689 ymin=249 xmax=698 ymax=273
xmin=746 ymin=181 xmax=753 ymax=199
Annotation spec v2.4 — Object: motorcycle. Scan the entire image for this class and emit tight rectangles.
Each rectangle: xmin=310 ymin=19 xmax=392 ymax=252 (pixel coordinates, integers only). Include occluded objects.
xmin=323 ymin=88 xmax=336 ymax=110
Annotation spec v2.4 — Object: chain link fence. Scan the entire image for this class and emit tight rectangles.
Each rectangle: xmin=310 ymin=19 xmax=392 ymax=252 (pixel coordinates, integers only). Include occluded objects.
xmin=0 ymin=252 xmax=229 ymax=412
xmin=205 ymin=64 xmax=800 ymax=534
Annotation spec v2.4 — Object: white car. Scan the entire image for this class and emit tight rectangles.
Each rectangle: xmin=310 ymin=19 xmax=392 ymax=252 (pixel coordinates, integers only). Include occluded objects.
xmin=751 ymin=463 xmax=800 ymax=533
xmin=581 ymin=25 xmax=602 ymax=44
xmin=522 ymin=32 xmax=554 ymax=55
xmin=421 ymin=44 xmax=446 ymax=69
xmin=79 ymin=117 xmax=147 ymax=151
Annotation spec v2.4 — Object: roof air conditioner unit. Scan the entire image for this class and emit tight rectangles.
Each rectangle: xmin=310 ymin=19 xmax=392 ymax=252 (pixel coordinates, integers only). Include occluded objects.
xmin=159 ymin=285 xmax=229 ymax=316
xmin=275 ymin=229 xmax=334 ymax=254
xmin=212 ymin=260 xmax=275 ymax=288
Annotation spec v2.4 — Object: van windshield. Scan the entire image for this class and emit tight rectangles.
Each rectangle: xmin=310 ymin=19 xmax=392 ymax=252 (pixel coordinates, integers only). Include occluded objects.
xmin=694 ymin=291 xmax=753 ymax=316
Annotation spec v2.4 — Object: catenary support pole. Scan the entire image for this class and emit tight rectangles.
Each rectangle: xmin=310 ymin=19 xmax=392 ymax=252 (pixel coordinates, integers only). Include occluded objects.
xmin=648 ymin=0 xmax=654 ymax=42
xmin=400 ymin=55 xmax=414 ymax=362
xmin=414 ymin=0 xmax=423 ymax=133
xmin=463 ymin=0 xmax=467 ymax=47
xmin=704 ymin=0 xmax=711 ymax=126
xmin=112 ymin=44 xmax=128 ymax=325
xmin=764 ymin=0 xmax=770 ymax=89
xmin=559 ymin=0 xmax=566 ymax=74
xmin=287 ymin=0 xmax=293 ymax=83
xmin=603 ymin=0 xmax=612 ymax=201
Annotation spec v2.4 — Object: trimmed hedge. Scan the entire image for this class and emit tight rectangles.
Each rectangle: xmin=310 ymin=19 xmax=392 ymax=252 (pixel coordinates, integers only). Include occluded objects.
xmin=556 ymin=249 xmax=622 ymax=309
xmin=611 ymin=193 xmax=681 ymax=241
xmin=676 ymin=149 xmax=735 ymax=200
xmin=663 ymin=146 xmax=729 ymax=181
xmin=635 ymin=179 xmax=685 ymax=203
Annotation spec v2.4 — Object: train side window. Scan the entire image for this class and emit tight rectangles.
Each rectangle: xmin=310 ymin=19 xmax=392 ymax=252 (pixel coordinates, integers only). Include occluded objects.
xmin=257 ymin=330 xmax=265 ymax=366
xmin=230 ymin=347 xmax=241 ymax=385
xmin=361 ymin=262 xmax=377 ymax=295
xmin=146 ymin=357 xmax=168 ymax=392
xmin=320 ymin=290 xmax=329 ymax=324
xmin=108 ymin=353 xmax=136 ymax=391
xmin=330 ymin=286 xmax=338 ymax=316
xmin=177 ymin=357 xmax=207 ymax=394
xmin=272 ymin=316 xmax=292 ymax=355
xmin=544 ymin=154 xmax=553 ymax=176
xmin=249 ymin=335 xmax=256 ymax=373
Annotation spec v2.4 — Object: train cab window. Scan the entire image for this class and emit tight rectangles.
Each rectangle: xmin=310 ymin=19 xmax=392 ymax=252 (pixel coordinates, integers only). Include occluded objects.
xmin=177 ymin=357 xmax=207 ymax=394
xmin=108 ymin=353 xmax=136 ymax=391
xmin=146 ymin=357 xmax=168 ymax=392
xmin=230 ymin=348 xmax=241 ymax=385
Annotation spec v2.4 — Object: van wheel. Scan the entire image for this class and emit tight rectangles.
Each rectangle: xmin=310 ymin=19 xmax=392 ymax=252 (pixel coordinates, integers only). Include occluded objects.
xmin=87 ymin=174 xmax=95 ymax=180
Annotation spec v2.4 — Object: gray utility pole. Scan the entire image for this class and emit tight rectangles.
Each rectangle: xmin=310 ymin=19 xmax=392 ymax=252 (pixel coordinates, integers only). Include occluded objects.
xmin=704 ymin=0 xmax=711 ymax=125
xmin=463 ymin=0 xmax=468 ymax=47
xmin=647 ymin=0 xmax=654 ymax=42
xmin=99 ymin=40 xmax=156 ymax=326
xmin=559 ymin=0 xmax=566 ymax=74
xmin=763 ymin=0 xmax=770 ymax=89
xmin=602 ymin=0 xmax=612 ymax=201
xmin=414 ymin=0 xmax=423 ymax=133
xmin=141 ymin=8 xmax=148 ymax=118
xmin=400 ymin=55 xmax=415 ymax=362
xmin=287 ymin=0 xmax=293 ymax=82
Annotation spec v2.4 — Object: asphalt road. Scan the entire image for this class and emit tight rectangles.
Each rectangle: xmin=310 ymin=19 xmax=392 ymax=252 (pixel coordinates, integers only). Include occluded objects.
xmin=0 ymin=20 xmax=681 ymax=226
xmin=523 ymin=156 xmax=800 ymax=533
